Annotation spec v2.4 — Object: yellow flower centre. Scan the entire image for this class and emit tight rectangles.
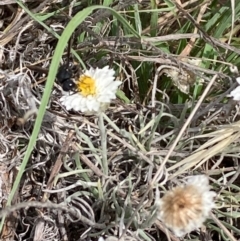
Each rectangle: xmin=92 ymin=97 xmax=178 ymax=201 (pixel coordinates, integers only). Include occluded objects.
xmin=77 ymin=75 xmax=97 ymax=96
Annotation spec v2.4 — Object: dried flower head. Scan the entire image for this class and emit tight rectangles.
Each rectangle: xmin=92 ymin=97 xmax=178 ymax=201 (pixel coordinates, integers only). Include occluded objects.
xmin=158 ymin=175 xmax=216 ymax=237
xmin=60 ymin=66 xmax=121 ymax=113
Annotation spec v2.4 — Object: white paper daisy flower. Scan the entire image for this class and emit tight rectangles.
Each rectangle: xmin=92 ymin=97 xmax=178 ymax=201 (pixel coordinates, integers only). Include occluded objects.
xmin=157 ymin=175 xmax=216 ymax=237
xmin=60 ymin=66 xmax=121 ymax=113
xmin=229 ymin=77 xmax=240 ymax=101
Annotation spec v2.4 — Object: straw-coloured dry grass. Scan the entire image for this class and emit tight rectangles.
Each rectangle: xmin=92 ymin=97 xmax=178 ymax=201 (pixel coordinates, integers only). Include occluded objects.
xmin=0 ymin=0 xmax=240 ymax=241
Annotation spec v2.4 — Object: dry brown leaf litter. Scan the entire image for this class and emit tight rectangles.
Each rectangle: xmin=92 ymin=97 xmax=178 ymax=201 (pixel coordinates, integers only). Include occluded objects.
xmin=0 ymin=1 xmax=239 ymax=241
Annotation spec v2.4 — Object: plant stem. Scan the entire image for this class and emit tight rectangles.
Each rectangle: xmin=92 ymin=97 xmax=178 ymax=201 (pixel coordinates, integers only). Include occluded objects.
xmin=98 ymin=112 xmax=108 ymax=176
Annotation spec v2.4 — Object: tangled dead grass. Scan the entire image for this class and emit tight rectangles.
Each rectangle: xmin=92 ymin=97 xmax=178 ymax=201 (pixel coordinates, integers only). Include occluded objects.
xmin=0 ymin=1 xmax=240 ymax=241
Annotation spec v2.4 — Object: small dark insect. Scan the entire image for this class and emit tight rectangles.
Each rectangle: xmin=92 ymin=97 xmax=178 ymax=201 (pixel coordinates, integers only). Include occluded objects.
xmin=56 ymin=35 xmax=78 ymax=92
xmin=56 ymin=64 xmax=76 ymax=91
xmin=27 ymin=36 xmax=78 ymax=92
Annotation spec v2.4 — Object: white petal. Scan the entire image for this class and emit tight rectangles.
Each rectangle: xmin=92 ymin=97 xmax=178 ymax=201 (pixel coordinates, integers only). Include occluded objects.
xmin=236 ymin=77 xmax=240 ymax=84
xmin=230 ymin=86 xmax=240 ymax=100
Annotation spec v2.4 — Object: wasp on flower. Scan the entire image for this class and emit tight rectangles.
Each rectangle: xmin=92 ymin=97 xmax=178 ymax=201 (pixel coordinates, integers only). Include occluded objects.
xmin=60 ymin=66 xmax=121 ymax=113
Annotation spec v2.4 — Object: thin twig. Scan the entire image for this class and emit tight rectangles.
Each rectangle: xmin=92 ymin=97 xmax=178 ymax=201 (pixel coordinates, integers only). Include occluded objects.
xmin=151 ymin=74 xmax=218 ymax=184
xmin=210 ymin=212 xmax=237 ymax=241
xmin=42 ymin=131 xmax=74 ymax=202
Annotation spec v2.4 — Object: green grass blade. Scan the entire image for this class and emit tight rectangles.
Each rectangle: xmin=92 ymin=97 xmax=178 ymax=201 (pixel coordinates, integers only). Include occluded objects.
xmin=1 ymin=3 xmax=141 ymax=233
